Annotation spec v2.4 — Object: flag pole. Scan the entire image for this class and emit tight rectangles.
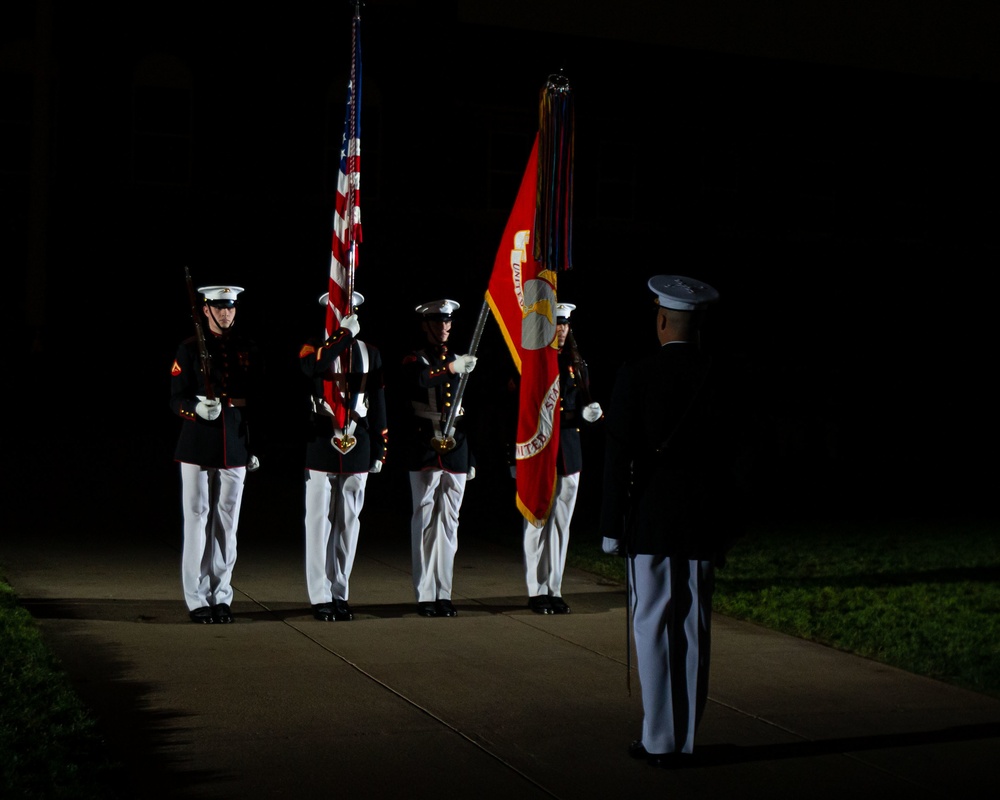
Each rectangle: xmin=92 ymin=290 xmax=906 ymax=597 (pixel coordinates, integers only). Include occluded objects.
xmin=340 ymin=2 xmax=360 ymax=447
xmin=323 ymin=0 xmax=363 ymax=454
xmin=432 ymin=299 xmax=491 ymax=452
xmin=345 ymin=0 xmax=361 ymax=306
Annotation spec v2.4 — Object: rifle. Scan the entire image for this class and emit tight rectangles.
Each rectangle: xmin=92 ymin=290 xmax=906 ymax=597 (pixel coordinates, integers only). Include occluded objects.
xmin=565 ymin=328 xmax=592 ymax=407
xmin=184 ymin=267 xmax=215 ymax=401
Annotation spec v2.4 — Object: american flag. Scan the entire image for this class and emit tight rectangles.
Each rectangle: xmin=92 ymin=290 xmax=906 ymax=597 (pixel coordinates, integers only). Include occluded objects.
xmin=324 ymin=14 xmax=362 ymax=428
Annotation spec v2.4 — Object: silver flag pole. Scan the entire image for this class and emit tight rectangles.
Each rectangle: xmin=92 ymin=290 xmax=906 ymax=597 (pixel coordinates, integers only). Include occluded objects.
xmin=431 ymin=299 xmax=491 ymax=453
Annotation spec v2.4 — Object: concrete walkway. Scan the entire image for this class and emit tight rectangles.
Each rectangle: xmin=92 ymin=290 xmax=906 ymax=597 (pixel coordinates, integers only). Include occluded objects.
xmin=3 ymin=448 xmax=998 ymax=799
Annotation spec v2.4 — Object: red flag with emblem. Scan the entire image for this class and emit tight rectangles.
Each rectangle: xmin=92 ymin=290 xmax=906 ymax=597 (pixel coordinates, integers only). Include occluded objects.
xmin=486 ymin=134 xmax=562 ymax=526
xmin=487 ymin=74 xmax=575 ymax=526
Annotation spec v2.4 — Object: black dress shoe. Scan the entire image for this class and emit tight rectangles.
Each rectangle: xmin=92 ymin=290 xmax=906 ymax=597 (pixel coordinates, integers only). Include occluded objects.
xmin=333 ymin=599 xmax=354 ymax=621
xmin=417 ymin=601 xmax=439 ymax=617
xmin=312 ymin=604 xmax=335 ymax=621
xmin=435 ymin=599 xmax=457 ymax=617
xmin=189 ymin=606 xmax=214 ymax=624
xmin=550 ymin=596 xmax=571 ymax=614
xmin=628 ymin=740 xmax=690 ymax=767
xmin=627 ymin=740 xmax=648 ymax=759
xmin=213 ymin=603 xmax=234 ymax=624
xmin=648 ymin=752 xmax=693 ymax=769
xmin=528 ymin=595 xmax=554 ymax=615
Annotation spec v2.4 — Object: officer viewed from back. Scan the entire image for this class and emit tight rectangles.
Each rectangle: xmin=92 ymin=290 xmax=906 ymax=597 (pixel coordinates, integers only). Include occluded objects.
xmin=299 ymin=291 xmax=387 ymax=622
xmin=519 ymin=302 xmax=603 ymax=615
xmin=170 ymin=283 xmax=262 ymax=624
xmin=600 ymin=274 xmax=740 ymax=767
xmin=400 ymin=299 xmax=478 ymax=618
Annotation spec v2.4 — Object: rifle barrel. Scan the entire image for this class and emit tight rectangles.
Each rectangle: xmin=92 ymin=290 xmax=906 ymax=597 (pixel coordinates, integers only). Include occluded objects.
xmin=184 ymin=267 xmax=215 ymax=401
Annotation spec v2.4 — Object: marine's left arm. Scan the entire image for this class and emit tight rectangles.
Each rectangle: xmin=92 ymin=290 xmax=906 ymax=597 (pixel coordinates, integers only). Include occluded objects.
xmin=578 ymin=358 xmax=604 ymax=424
xmin=598 ymin=363 xmax=634 ymax=544
xmin=169 ymin=340 xmax=206 ymax=422
xmin=367 ymin=347 xmax=389 ymax=471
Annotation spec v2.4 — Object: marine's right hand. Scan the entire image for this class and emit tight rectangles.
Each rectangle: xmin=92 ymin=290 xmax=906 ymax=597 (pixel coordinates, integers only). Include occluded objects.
xmin=195 ymin=397 xmax=222 ymax=421
xmin=340 ymin=314 xmax=360 ymax=337
xmin=450 ymin=354 xmax=477 ymax=374
xmin=601 ymin=537 xmax=623 ymax=556
xmin=582 ymin=402 xmax=603 ymax=423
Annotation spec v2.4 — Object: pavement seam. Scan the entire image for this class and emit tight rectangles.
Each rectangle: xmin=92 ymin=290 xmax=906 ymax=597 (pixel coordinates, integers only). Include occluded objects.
xmin=238 ymin=588 xmax=565 ymax=800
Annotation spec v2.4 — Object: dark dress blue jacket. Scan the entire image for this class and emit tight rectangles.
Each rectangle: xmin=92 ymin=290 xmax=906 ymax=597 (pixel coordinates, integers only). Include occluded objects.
xmin=400 ymin=342 xmax=475 ymax=473
xmin=170 ymin=329 xmax=261 ymax=469
xmin=300 ymin=329 xmax=388 ymax=474
xmin=600 ymin=341 xmax=741 ymax=562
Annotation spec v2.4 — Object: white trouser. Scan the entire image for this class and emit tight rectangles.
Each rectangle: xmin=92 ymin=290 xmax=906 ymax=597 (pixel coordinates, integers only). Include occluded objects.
xmin=409 ymin=469 xmax=466 ymax=602
xmin=523 ymin=472 xmax=580 ymax=597
xmin=630 ymin=555 xmax=714 ymax=755
xmin=304 ymin=469 xmax=368 ymax=605
xmin=180 ymin=462 xmax=246 ymax=611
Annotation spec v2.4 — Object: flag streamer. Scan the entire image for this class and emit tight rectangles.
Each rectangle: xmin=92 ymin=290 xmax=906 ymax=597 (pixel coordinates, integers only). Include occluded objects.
xmin=534 ymin=73 xmax=575 ymax=273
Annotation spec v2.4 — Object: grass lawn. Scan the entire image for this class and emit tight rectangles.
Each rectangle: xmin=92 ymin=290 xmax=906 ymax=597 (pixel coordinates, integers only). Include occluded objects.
xmin=0 ymin=582 xmax=122 ymax=799
xmin=568 ymin=514 xmax=1000 ymax=699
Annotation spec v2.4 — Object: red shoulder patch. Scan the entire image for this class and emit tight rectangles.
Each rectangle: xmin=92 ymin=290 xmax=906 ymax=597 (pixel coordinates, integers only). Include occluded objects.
xmin=171 ymin=359 xmax=182 ymax=376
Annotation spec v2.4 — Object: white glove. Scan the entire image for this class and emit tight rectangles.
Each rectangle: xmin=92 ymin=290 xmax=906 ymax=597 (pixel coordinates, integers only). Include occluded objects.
xmin=247 ymin=455 xmax=260 ymax=472
xmin=195 ymin=397 xmax=222 ymax=421
xmin=467 ymin=466 xmax=476 ymax=481
xmin=509 ymin=465 xmax=517 ymax=479
xmin=369 ymin=460 xmax=383 ymax=474
xmin=340 ymin=314 xmax=360 ymax=337
xmin=582 ymin=402 xmax=603 ymax=423
xmin=450 ymin=354 xmax=477 ymax=374
xmin=601 ymin=537 xmax=623 ymax=556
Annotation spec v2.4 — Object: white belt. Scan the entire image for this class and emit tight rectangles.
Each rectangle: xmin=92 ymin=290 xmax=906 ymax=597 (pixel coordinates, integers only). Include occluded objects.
xmin=314 ymin=342 xmax=370 ymax=437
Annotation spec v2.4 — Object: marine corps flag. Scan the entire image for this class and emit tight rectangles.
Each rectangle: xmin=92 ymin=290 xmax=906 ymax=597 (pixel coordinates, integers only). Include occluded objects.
xmin=486 ymin=75 xmax=575 ymax=526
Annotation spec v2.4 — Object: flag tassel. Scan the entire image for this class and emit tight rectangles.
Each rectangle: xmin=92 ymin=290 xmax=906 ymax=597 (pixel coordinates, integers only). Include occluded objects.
xmin=535 ymin=72 xmax=575 ymax=273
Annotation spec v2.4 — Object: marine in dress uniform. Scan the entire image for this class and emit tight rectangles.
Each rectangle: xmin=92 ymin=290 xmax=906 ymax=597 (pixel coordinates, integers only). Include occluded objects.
xmin=299 ymin=292 xmax=387 ymax=622
xmin=170 ymin=284 xmax=262 ymax=624
xmin=400 ymin=299 xmax=478 ymax=618
xmin=600 ymin=275 xmax=738 ymax=767
xmin=521 ymin=303 xmax=603 ymax=615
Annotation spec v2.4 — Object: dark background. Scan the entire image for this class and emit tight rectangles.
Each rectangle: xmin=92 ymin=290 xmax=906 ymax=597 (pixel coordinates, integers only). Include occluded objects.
xmin=4 ymin=0 xmax=998 ymax=539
